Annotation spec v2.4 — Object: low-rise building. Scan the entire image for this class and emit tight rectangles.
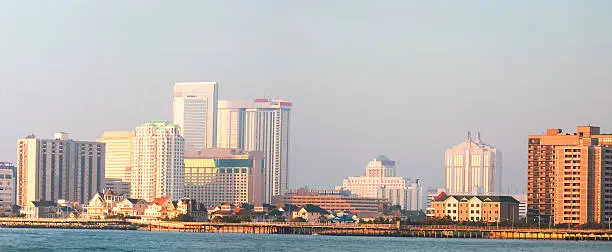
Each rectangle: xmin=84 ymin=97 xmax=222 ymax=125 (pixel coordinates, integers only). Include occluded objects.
xmin=272 ymin=188 xmax=387 ymax=216
xmin=23 ymin=201 xmax=60 ymax=219
xmin=292 ymin=204 xmax=329 ymax=223
xmin=112 ymin=198 xmax=148 ymax=217
xmin=430 ymin=195 xmax=520 ymax=223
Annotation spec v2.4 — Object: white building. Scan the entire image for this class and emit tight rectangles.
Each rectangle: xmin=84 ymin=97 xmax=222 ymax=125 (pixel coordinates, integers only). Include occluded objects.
xmin=97 ymin=131 xmax=134 ymax=196
xmin=0 ymin=162 xmax=15 ymax=213
xmin=131 ymin=121 xmax=185 ymax=201
xmin=217 ymin=99 xmax=292 ymax=203
xmin=445 ymin=132 xmax=502 ymax=194
xmin=173 ymin=82 xmax=218 ymax=151
xmin=341 ymin=155 xmax=423 ymax=211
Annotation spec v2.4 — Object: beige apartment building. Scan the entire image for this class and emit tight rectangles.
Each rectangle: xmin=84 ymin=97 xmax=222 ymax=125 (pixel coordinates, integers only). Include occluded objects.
xmin=184 ymin=148 xmax=264 ymax=207
xmin=131 ymin=122 xmax=185 ymax=202
xmin=97 ymin=131 xmax=134 ymax=196
xmin=16 ymin=132 xmax=105 ymax=206
xmin=430 ymin=194 xmax=520 ymax=223
xmin=528 ymin=126 xmax=612 ymax=225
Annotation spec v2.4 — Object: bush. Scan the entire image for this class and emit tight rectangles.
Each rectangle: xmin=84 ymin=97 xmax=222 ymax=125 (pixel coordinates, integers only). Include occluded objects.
xmin=172 ymin=214 xmax=195 ymax=222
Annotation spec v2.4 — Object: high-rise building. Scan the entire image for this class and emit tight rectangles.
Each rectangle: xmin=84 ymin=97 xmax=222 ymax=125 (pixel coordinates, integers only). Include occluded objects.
xmin=445 ymin=132 xmax=502 ymax=194
xmin=16 ymin=132 xmax=105 ymax=206
xmin=217 ymin=99 xmax=292 ymax=202
xmin=341 ymin=155 xmax=423 ymax=210
xmin=97 ymin=131 xmax=134 ymax=196
xmin=173 ymin=82 xmax=218 ymax=151
xmin=131 ymin=121 xmax=184 ymax=202
xmin=0 ymin=162 xmax=16 ymax=213
xmin=184 ymin=148 xmax=264 ymax=207
xmin=528 ymin=126 xmax=612 ymax=225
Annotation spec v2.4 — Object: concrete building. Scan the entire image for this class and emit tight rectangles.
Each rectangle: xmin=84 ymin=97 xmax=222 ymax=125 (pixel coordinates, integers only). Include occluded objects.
xmin=173 ymin=82 xmax=218 ymax=151
xmin=97 ymin=131 xmax=134 ymax=196
xmin=184 ymin=148 xmax=264 ymax=207
xmin=217 ymin=99 xmax=292 ymax=202
xmin=0 ymin=162 xmax=15 ymax=213
xmin=528 ymin=126 xmax=612 ymax=225
xmin=272 ymin=188 xmax=387 ymax=216
xmin=16 ymin=133 xmax=105 ymax=206
xmin=341 ymin=155 xmax=423 ymax=211
xmin=445 ymin=132 xmax=502 ymax=195
xmin=429 ymin=195 xmax=520 ymax=223
xmin=131 ymin=121 xmax=184 ymax=202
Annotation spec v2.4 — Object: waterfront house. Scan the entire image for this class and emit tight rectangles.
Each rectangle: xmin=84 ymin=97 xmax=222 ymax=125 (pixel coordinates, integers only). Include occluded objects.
xmin=85 ymin=192 xmax=106 ymax=219
xmin=112 ymin=198 xmax=148 ymax=217
xmin=143 ymin=197 xmax=172 ymax=220
xmin=292 ymin=204 xmax=329 ymax=223
xmin=23 ymin=201 xmax=59 ymax=219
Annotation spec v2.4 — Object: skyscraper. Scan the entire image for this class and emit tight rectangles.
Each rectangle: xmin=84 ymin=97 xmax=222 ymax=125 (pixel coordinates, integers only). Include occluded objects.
xmin=528 ymin=126 xmax=612 ymax=225
xmin=217 ymin=99 xmax=292 ymax=202
xmin=16 ymin=132 xmax=105 ymax=206
xmin=131 ymin=121 xmax=185 ymax=201
xmin=445 ymin=132 xmax=502 ymax=195
xmin=341 ymin=155 xmax=423 ymax=210
xmin=97 ymin=131 xmax=134 ymax=196
xmin=173 ymin=82 xmax=218 ymax=151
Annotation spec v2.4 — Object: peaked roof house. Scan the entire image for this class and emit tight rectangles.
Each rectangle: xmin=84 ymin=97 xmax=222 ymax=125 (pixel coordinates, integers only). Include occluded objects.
xmin=292 ymin=204 xmax=330 ymax=223
xmin=112 ymin=198 xmax=148 ymax=216
xmin=23 ymin=201 xmax=59 ymax=219
xmin=430 ymin=195 xmax=519 ymax=223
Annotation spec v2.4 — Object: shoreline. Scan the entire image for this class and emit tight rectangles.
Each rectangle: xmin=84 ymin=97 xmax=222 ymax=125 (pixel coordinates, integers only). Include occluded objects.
xmin=2 ymin=218 xmax=611 ymax=241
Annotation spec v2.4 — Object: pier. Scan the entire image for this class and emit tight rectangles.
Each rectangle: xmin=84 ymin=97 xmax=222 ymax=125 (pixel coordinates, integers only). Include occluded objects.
xmin=128 ymin=220 xmax=612 ymax=241
xmin=0 ymin=218 xmax=136 ymax=230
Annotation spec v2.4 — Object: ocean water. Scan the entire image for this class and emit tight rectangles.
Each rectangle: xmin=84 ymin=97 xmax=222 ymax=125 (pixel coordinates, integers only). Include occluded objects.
xmin=0 ymin=228 xmax=609 ymax=252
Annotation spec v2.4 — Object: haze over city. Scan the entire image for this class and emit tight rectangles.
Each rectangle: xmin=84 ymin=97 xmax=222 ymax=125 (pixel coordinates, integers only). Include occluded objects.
xmin=1 ymin=1 xmax=612 ymax=193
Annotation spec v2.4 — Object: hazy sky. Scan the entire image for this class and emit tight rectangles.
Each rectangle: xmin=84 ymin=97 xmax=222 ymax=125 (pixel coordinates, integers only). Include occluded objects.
xmin=1 ymin=1 xmax=611 ymax=193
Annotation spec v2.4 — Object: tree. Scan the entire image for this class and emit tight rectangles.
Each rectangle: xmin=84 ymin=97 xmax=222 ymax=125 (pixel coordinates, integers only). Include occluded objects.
xmin=290 ymin=217 xmax=306 ymax=223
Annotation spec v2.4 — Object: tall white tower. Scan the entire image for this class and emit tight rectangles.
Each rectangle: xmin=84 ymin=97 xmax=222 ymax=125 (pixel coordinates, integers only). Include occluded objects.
xmin=131 ymin=121 xmax=185 ymax=201
xmin=444 ymin=132 xmax=502 ymax=194
xmin=217 ymin=99 xmax=292 ymax=203
xmin=173 ymin=82 xmax=218 ymax=151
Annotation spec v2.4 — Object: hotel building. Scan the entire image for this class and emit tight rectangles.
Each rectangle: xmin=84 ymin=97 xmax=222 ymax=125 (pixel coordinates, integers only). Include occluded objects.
xmin=528 ymin=126 xmax=612 ymax=225
xmin=445 ymin=132 xmax=501 ymax=195
xmin=341 ymin=155 xmax=423 ymax=211
xmin=97 ymin=131 xmax=134 ymax=196
xmin=131 ymin=122 xmax=185 ymax=202
xmin=184 ymin=148 xmax=265 ymax=207
xmin=429 ymin=194 xmax=520 ymax=223
xmin=272 ymin=188 xmax=387 ymax=216
xmin=217 ymin=99 xmax=292 ymax=202
xmin=16 ymin=133 xmax=105 ymax=206
xmin=173 ymin=82 xmax=218 ymax=151
xmin=0 ymin=162 xmax=15 ymax=213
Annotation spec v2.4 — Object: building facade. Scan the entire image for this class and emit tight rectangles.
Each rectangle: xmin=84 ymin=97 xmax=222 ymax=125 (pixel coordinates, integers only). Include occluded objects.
xmin=445 ymin=132 xmax=502 ymax=195
xmin=272 ymin=188 xmax=387 ymax=216
xmin=184 ymin=148 xmax=264 ymax=207
xmin=16 ymin=133 xmax=105 ymax=206
xmin=131 ymin=122 xmax=185 ymax=202
xmin=97 ymin=131 xmax=134 ymax=196
xmin=0 ymin=162 xmax=15 ymax=213
xmin=217 ymin=99 xmax=291 ymax=202
xmin=173 ymin=82 xmax=218 ymax=151
xmin=341 ymin=155 xmax=423 ymax=211
xmin=528 ymin=126 xmax=612 ymax=225
xmin=429 ymin=195 xmax=520 ymax=223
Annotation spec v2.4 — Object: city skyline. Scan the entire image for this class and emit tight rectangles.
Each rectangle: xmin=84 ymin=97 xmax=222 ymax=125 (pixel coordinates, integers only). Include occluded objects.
xmin=1 ymin=1 xmax=612 ymax=193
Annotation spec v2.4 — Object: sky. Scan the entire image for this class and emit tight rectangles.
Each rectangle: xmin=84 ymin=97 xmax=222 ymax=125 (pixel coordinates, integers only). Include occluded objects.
xmin=1 ymin=1 xmax=611 ymax=193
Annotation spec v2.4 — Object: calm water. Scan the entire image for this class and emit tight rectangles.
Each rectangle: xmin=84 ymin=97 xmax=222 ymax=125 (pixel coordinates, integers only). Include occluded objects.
xmin=0 ymin=228 xmax=610 ymax=252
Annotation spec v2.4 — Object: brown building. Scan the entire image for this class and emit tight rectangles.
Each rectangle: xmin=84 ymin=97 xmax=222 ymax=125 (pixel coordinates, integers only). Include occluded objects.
xmin=429 ymin=195 xmax=520 ymax=223
xmin=528 ymin=126 xmax=612 ymax=225
xmin=272 ymin=188 xmax=387 ymax=216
